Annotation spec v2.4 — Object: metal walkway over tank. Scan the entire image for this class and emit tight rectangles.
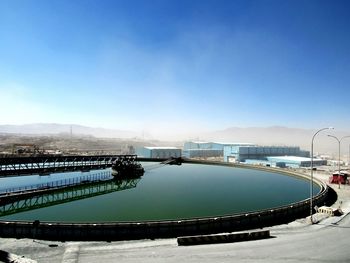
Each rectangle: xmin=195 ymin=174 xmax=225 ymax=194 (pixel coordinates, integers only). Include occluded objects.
xmin=0 ymin=155 xmax=140 ymax=176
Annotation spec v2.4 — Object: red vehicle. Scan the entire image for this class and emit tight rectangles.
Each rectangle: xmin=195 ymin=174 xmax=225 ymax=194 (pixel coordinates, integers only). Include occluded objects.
xmin=329 ymin=171 xmax=349 ymax=185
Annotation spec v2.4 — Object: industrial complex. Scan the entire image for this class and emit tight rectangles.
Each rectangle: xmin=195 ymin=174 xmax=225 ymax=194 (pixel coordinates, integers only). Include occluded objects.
xmin=223 ymin=145 xmax=310 ymax=162
xmin=137 ymin=141 xmax=328 ymax=168
xmin=244 ymin=156 xmax=327 ymax=168
xmin=183 ymin=141 xmax=254 ymax=158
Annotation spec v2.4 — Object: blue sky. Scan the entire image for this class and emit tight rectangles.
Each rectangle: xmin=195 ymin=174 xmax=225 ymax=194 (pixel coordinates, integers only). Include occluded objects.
xmin=0 ymin=0 xmax=349 ymax=136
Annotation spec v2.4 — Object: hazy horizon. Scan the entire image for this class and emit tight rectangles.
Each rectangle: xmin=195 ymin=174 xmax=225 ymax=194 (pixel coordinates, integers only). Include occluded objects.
xmin=1 ymin=123 xmax=350 ymax=157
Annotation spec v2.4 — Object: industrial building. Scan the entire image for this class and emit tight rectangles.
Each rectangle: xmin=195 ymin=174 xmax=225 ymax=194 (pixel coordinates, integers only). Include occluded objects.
xmin=183 ymin=142 xmax=313 ymax=167
xmin=136 ymin=147 xmax=182 ymax=158
xmin=223 ymin=145 xmax=310 ymax=162
xmin=184 ymin=142 xmax=226 ymax=150
xmin=245 ymin=156 xmax=326 ymax=168
xmin=266 ymin=156 xmax=327 ymax=168
xmin=183 ymin=141 xmax=254 ymax=158
xmin=183 ymin=141 xmax=222 ymax=158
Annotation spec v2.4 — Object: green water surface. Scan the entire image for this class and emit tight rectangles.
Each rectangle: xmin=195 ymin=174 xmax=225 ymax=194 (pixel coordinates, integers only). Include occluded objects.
xmin=0 ymin=163 xmax=319 ymax=222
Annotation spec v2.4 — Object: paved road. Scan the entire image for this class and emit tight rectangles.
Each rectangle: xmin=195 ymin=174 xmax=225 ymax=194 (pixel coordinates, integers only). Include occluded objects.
xmin=1 ymin=211 xmax=349 ymax=263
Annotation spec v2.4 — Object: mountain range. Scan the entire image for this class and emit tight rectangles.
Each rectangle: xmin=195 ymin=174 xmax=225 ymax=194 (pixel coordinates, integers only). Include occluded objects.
xmin=0 ymin=123 xmax=140 ymax=139
xmin=0 ymin=123 xmax=349 ymax=156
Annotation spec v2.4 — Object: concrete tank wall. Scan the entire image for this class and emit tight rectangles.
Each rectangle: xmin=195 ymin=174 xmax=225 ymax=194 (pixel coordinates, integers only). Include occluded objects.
xmin=0 ymin=161 xmax=330 ymax=241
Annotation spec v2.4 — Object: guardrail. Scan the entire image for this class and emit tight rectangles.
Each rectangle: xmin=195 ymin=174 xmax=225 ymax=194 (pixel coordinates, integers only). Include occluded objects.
xmin=0 ymin=160 xmax=330 ymax=241
xmin=0 ymin=155 xmax=138 ymax=176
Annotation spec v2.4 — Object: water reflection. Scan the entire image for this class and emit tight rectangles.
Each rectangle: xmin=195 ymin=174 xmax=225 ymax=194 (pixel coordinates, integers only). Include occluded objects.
xmin=0 ymin=171 xmax=140 ymax=217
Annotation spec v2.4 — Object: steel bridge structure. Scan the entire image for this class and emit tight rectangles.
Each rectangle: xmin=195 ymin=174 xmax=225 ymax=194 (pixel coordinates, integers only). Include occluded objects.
xmin=0 ymin=155 xmax=139 ymax=176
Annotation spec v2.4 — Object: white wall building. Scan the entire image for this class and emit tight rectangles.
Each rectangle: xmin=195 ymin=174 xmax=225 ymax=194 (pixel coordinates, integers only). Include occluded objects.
xmin=136 ymin=147 xmax=182 ymax=158
xmin=224 ymin=145 xmax=310 ymax=162
xmin=183 ymin=141 xmax=254 ymax=158
xmin=266 ymin=156 xmax=327 ymax=168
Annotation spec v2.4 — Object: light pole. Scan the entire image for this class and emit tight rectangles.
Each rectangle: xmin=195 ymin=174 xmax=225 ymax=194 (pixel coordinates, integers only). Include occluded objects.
xmin=327 ymin=135 xmax=350 ymax=189
xmin=310 ymin=127 xmax=333 ymax=224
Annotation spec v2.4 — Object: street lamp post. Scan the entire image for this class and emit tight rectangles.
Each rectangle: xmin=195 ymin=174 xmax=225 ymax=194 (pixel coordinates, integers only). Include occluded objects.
xmin=327 ymin=135 xmax=350 ymax=189
xmin=310 ymin=127 xmax=333 ymax=224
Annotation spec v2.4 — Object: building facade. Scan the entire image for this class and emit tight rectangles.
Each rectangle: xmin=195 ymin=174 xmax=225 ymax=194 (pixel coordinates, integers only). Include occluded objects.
xmin=183 ymin=141 xmax=254 ymax=158
xmin=267 ymin=156 xmax=327 ymax=168
xmin=136 ymin=147 xmax=182 ymax=158
xmin=223 ymin=145 xmax=310 ymax=162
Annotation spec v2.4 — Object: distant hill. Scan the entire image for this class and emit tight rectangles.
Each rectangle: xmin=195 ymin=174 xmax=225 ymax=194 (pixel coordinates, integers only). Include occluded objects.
xmin=0 ymin=123 xmax=140 ymax=139
xmin=0 ymin=124 xmax=348 ymax=156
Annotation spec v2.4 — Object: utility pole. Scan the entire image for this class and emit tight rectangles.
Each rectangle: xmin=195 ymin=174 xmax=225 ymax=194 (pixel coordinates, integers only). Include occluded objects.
xmin=310 ymin=127 xmax=333 ymax=224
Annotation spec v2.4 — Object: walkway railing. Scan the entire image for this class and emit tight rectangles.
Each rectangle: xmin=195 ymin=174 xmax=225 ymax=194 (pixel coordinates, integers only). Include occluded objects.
xmin=0 ymin=155 xmax=139 ymax=176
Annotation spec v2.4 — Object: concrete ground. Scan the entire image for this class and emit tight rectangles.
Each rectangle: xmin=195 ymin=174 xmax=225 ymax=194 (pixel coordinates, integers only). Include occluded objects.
xmin=1 ymin=169 xmax=350 ymax=263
